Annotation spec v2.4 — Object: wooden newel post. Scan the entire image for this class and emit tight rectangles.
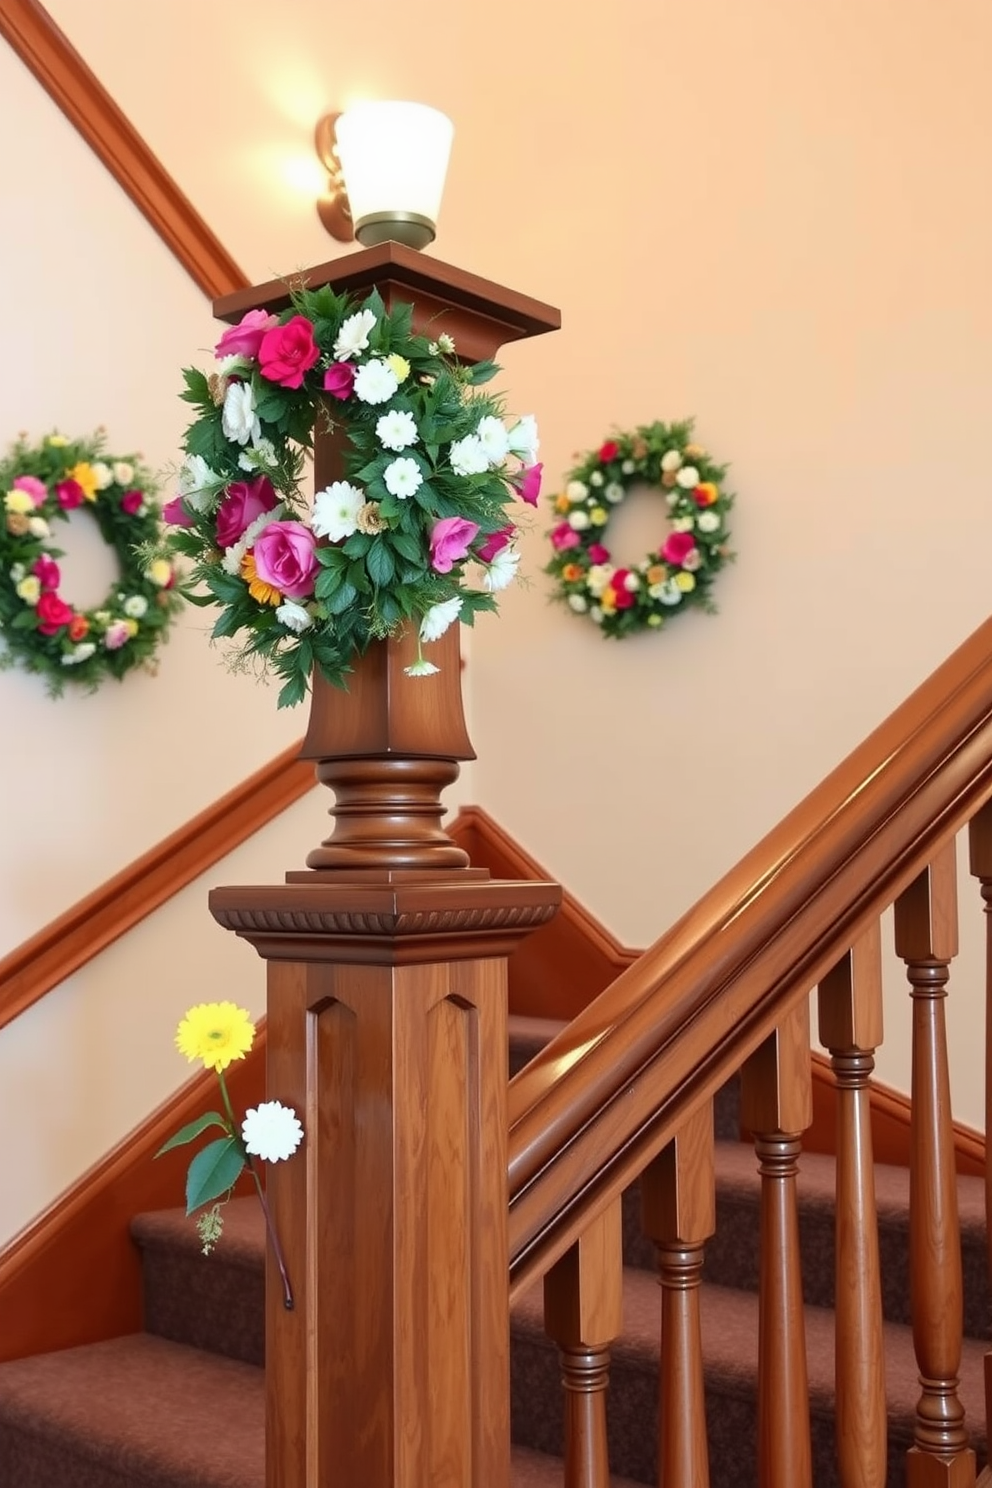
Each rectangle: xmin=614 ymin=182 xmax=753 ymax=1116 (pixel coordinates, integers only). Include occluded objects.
xmin=207 ymin=245 xmax=561 ymax=1488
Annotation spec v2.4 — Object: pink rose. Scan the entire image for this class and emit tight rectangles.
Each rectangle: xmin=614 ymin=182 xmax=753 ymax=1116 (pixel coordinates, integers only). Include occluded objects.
xmin=36 ymin=592 xmax=73 ymax=635
xmin=56 ymin=479 xmax=84 ymax=509
xmin=477 ymin=525 xmax=515 ymax=564
xmin=33 ymin=555 xmax=60 ymax=590
xmin=430 ymin=516 xmax=480 ymax=574
xmin=162 ymin=496 xmax=193 ymax=527
xmin=13 ymin=475 xmax=47 ymax=506
xmin=215 ymin=308 xmax=279 ymax=360
xmin=121 ymin=489 xmax=144 ymax=515
xmin=252 ymin=520 xmax=318 ymax=599
xmin=588 ymin=543 xmax=610 ymax=564
xmin=216 ymin=476 xmax=278 ymax=548
xmin=551 ymin=521 xmax=580 ymax=552
xmin=258 ymin=316 xmax=320 ymax=389
xmin=104 ymin=620 xmax=131 ymax=650
xmin=661 ymin=531 xmax=696 ymax=567
xmin=323 ymin=363 xmax=357 ymax=400
xmin=512 ymin=462 xmax=543 ymax=507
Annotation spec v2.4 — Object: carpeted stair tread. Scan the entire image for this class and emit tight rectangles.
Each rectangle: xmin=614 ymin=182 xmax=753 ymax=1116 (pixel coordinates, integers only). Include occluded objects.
xmin=0 ymin=1333 xmax=263 ymax=1488
xmin=511 ymin=1267 xmax=988 ymax=1483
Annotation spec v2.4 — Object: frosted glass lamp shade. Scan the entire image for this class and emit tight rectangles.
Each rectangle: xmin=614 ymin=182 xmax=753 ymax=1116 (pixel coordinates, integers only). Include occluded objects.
xmin=334 ymin=102 xmax=454 ymax=250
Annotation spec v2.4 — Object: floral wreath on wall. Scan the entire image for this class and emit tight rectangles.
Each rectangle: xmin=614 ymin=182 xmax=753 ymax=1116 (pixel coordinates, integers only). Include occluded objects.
xmin=158 ymin=282 xmax=541 ymax=709
xmin=0 ymin=432 xmax=181 ymax=693
xmin=544 ymin=419 xmax=734 ymax=637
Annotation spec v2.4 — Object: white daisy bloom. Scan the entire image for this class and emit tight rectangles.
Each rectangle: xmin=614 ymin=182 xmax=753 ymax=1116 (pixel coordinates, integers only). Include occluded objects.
xmin=353 ymin=359 xmax=399 ymax=405
xmin=112 ymin=461 xmax=134 ymax=485
xmin=27 ymin=517 xmax=50 ymax=539
xmin=661 ymin=450 xmax=683 ymax=473
xmin=376 ymin=409 xmax=419 ymax=452
xmin=565 ymin=480 xmax=588 ymax=501
xmin=404 ymin=657 xmax=441 ymax=677
xmin=671 ymin=516 xmax=695 ymax=533
xmin=659 ymin=580 xmax=683 ymax=606
xmin=276 ymin=600 xmax=313 ymax=633
xmin=676 ymin=465 xmax=700 ymax=488
xmin=567 ymin=593 xmax=588 ymax=612
xmin=506 ymin=414 xmax=539 ymax=464
xmin=697 ymin=511 xmax=721 ymax=533
xmin=242 ymin=1101 xmax=304 ymax=1162
xmin=90 ymin=462 xmax=113 ymax=490
xmin=589 ymin=471 xmax=605 ymax=487
xmin=605 ymin=482 xmax=625 ymax=504
xmin=419 ymin=595 xmax=463 ymax=642
xmin=621 ymin=459 xmax=636 ymax=475
xmin=221 ymin=382 xmax=261 ymax=446
xmin=567 ymin=510 xmax=590 ymax=531
xmin=123 ymin=595 xmax=148 ymax=618
xmin=312 ymin=482 xmax=365 ymax=541
xmin=449 ymin=435 xmax=489 ymax=477
xmin=383 ymin=458 xmax=423 ymax=500
xmin=476 ymin=415 xmax=511 ymax=466
xmin=333 ymin=308 xmax=377 ymax=361
xmin=479 ymin=546 xmax=521 ymax=592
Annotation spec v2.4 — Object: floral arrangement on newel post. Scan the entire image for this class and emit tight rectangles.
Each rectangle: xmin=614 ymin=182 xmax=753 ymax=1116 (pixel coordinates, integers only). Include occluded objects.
xmin=156 ymin=1001 xmax=302 ymax=1309
xmin=157 ymin=283 xmax=541 ymax=706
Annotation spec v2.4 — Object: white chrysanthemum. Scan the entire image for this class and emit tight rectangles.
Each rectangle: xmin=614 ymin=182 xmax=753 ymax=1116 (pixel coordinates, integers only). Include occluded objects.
xmin=437 ymin=332 xmax=456 ymax=354
xmin=353 ymin=359 xmax=398 ymax=405
xmin=697 ymin=511 xmax=721 ymax=533
xmin=404 ymin=657 xmax=440 ymax=677
xmin=587 ymin=564 xmax=614 ymax=597
xmin=61 ymin=642 xmax=96 ymax=665
xmin=666 ymin=490 xmax=680 ymax=508
xmin=479 ymin=546 xmax=521 ymax=592
xmin=123 ymin=595 xmax=148 ymax=619
xmin=449 ymin=435 xmax=489 ymax=477
xmin=567 ymin=593 xmax=588 ymax=612
xmin=661 ymin=450 xmax=683 ymax=473
xmin=112 ymin=461 xmax=134 ymax=485
xmin=621 ymin=459 xmax=636 ymax=475
xmin=507 ymin=414 xmax=539 ymax=464
xmin=238 ymin=437 xmax=278 ymax=473
xmin=27 ymin=517 xmax=50 ymax=539
xmin=222 ymin=382 xmax=261 ymax=446
xmin=604 ymin=482 xmax=624 ymax=504
xmin=221 ymin=505 xmax=285 ymax=574
xmin=90 ymin=461 xmax=113 ymax=490
xmin=565 ymin=480 xmax=588 ymax=501
xmin=376 ymin=409 xmax=419 ymax=452
xmin=383 ymin=457 xmax=423 ymax=499
xmin=312 ymin=481 xmax=365 ymax=541
xmin=242 ymin=1101 xmax=304 ymax=1162
xmin=658 ymin=580 xmax=683 ymax=606
xmin=676 ymin=464 xmax=700 ymax=488
xmin=420 ymin=596 xmax=463 ymax=642
xmin=567 ymin=510 xmax=590 ymax=531
xmin=671 ymin=516 xmax=695 ymax=533
xmin=590 ymin=606 xmax=604 ymax=625
xmin=589 ymin=471 xmax=604 ymax=487
xmin=276 ymin=600 xmax=313 ymax=633
xmin=476 ymin=415 xmax=510 ymax=466
xmin=9 ymin=563 xmax=25 ymax=583
xmin=333 ymin=308 xmax=377 ymax=361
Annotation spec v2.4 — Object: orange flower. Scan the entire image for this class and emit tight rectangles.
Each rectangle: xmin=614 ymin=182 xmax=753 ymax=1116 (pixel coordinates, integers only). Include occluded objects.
xmin=554 ymin=493 xmax=572 ymax=514
xmin=240 ymin=552 xmax=282 ymax=606
xmin=561 ymin=563 xmax=584 ymax=582
xmin=599 ymin=588 xmax=617 ymax=614
xmin=694 ymin=482 xmax=718 ymax=507
xmin=68 ymin=615 xmax=89 ymax=641
xmin=646 ymin=564 xmax=667 ymax=585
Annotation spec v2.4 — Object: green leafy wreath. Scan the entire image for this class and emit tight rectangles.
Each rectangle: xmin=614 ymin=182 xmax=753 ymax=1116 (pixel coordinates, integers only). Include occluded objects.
xmin=544 ymin=419 xmax=734 ymax=638
xmin=0 ymin=431 xmax=181 ymax=693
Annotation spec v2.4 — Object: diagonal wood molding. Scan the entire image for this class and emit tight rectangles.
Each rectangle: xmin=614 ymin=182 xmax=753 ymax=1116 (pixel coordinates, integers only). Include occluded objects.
xmin=0 ymin=0 xmax=248 ymax=299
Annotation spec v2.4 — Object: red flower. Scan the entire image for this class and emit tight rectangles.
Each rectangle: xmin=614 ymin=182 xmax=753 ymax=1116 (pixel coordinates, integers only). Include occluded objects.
xmin=599 ymin=441 xmax=620 ymax=463
xmin=610 ymin=569 xmax=636 ymax=609
xmin=258 ymin=315 xmax=320 ymax=389
xmin=33 ymin=554 xmax=60 ymax=590
xmin=661 ymin=531 xmax=696 ymax=567
xmin=323 ymin=363 xmax=357 ymax=400
xmin=588 ymin=543 xmax=611 ymax=564
xmin=121 ymin=489 xmax=144 ymax=515
xmin=477 ymin=525 xmax=515 ymax=563
xmin=56 ymin=479 xmax=84 ymax=509
xmin=36 ymin=592 xmax=74 ymax=635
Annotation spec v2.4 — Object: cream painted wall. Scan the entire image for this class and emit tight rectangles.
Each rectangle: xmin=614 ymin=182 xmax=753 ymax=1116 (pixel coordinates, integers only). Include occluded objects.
xmin=2 ymin=0 xmax=989 ymax=1242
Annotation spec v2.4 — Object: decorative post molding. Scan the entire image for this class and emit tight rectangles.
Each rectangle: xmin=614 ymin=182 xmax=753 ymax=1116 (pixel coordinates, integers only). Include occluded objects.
xmin=208 ymin=245 xmax=561 ymax=1488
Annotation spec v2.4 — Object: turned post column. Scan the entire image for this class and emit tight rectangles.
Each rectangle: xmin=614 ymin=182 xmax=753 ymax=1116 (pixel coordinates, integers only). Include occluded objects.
xmin=207 ymin=246 xmax=561 ymax=1488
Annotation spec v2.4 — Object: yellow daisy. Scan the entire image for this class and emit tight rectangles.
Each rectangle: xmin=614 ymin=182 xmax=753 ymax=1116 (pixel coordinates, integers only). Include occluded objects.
xmin=68 ymin=462 xmax=100 ymax=501
xmin=240 ymin=552 xmax=282 ymax=606
xmin=175 ymin=1001 xmax=255 ymax=1071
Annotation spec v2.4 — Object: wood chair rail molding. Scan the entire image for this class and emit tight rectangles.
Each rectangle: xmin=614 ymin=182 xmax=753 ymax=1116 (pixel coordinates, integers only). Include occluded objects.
xmin=0 ymin=744 xmax=313 ymax=1031
xmin=507 ymin=614 xmax=992 ymax=1295
xmin=0 ymin=0 xmax=247 ymax=300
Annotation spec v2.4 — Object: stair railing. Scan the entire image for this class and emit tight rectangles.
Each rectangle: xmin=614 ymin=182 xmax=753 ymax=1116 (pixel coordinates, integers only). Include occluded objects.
xmin=508 ymin=614 xmax=992 ymax=1486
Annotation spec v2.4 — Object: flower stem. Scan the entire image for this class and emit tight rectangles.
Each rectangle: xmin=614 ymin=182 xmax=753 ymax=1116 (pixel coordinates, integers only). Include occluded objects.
xmin=217 ymin=1070 xmax=294 ymax=1310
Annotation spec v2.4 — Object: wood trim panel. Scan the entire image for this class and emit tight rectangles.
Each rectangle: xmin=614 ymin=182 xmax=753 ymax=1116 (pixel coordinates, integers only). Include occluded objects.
xmin=0 ymin=0 xmax=248 ymax=299
xmin=0 ymin=744 xmax=312 ymax=1031
xmin=0 ymin=1028 xmax=266 ymax=1363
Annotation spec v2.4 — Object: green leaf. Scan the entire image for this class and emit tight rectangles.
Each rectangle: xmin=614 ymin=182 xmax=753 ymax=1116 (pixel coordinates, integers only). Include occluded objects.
xmin=366 ymin=542 xmax=395 ymax=587
xmin=464 ymin=359 xmax=499 ymax=385
xmin=185 ymin=1136 xmax=246 ymax=1215
xmin=155 ymin=1112 xmax=229 ymax=1157
xmin=326 ymin=580 xmax=357 ymax=615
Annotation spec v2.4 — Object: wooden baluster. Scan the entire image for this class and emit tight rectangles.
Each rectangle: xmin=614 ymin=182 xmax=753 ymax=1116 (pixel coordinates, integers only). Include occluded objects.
xmin=894 ymin=841 xmax=976 ymax=1486
xmin=543 ymin=1199 xmax=624 ymax=1488
xmin=817 ymin=924 xmax=887 ymax=1488
xmin=741 ymin=998 xmax=813 ymax=1488
xmin=641 ymin=1101 xmax=715 ymax=1488
xmin=968 ymin=799 xmax=992 ymax=1441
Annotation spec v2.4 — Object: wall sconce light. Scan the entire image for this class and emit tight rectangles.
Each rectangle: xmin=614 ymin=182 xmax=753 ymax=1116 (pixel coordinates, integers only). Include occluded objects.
xmin=314 ymin=101 xmax=454 ymax=251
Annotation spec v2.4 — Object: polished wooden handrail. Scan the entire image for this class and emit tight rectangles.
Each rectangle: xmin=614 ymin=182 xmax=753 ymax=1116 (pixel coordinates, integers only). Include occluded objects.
xmin=0 ymin=744 xmax=313 ymax=1030
xmin=508 ymin=614 xmax=992 ymax=1295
